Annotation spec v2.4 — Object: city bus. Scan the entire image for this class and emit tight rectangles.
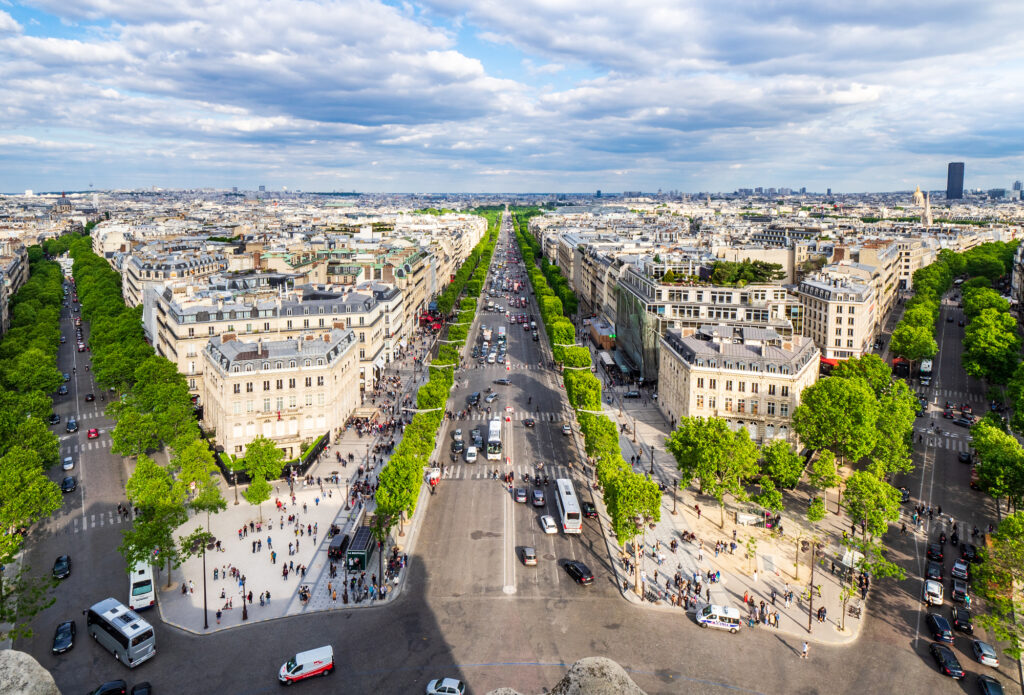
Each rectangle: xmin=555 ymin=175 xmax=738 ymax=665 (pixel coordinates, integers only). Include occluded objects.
xmin=128 ymin=560 xmax=155 ymax=612
xmin=554 ymin=478 xmax=583 ymax=534
xmin=84 ymin=597 xmax=156 ymax=667
xmin=486 ymin=418 xmax=502 ymax=460
xmin=497 ymin=326 xmax=506 ymax=342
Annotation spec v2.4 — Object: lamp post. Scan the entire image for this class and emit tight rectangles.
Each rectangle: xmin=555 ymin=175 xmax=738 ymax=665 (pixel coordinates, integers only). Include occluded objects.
xmin=241 ymin=574 xmax=248 ymax=621
xmin=671 ymin=479 xmax=678 ymax=515
xmin=649 ymin=445 xmax=655 ymax=475
xmin=191 ymin=533 xmax=216 ymax=630
xmin=345 ymin=480 xmax=350 ymax=511
xmin=806 ymin=540 xmax=821 ymax=633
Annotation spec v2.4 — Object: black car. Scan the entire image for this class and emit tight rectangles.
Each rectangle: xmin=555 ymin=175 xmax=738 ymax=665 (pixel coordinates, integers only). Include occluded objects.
xmin=927 ymin=543 xmax=944 ymax=562
xmin=958 ymin=451 xmax=972 ymax=464
xmin=52 ymin=554 xmax=71 ymax=580
xmin=468 ymin=392 xmax=481 ymax=406
xmin=48 ymin=413 xmax=61 ymax=425
xmin=88 ymin=682 xmax=127 ymax=695
xmin=51 ymin=620 xmax=75 ymax=654
xmin=523 ymin=418 xmax=536 ymax=428
xmin=84 ymin=393 xmax=95 ymax=402
xmin=66 ymin=418 xmax=78 ymax=433
xmin=926 ymin=613 xmax=954 ymax=643
xmin=623 ymin=390 xmax=641 ymax=398
xmin=130 ymin=683 xmax=153 ymax=695
xmin=977 ymin=675 xmax=1005 ymax=695
xmin=564 ymin=560 xmax=594 ymax=585
xmin=60 ymin=475 xmax=76 ymax=493
xmin=926 ymin=561 xmax=944 ymax=581
xmin=951 ymin=606 xmax=973 ymax=633
xmin=946 ymin=316 xmax=954 ymax=322
xmin=450 ymin=439 xmax=464 ymax=454
xmin=929 ymin=642 xmax=965 ymax=679
xmin=961 ymin=543 xmax=979 ymax=563
xmin=581 ymin=501 xmax=597 ymax=518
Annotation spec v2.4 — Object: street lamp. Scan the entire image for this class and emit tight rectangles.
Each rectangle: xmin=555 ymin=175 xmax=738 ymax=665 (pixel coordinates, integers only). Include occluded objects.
xmin=671 ymin=479 xmax=678 ymax=516
xmin=191 ymin=533 xmax=216 ymax=630
xmin=241 ymin=574 xmax=248 ymax=621
xmin=648 ymin=446 xmax=654 ymax=475
xmin=345 ymin=480 xmax=350 ymax=511
xmin=806 ymin=539 xmax=822 ymax=633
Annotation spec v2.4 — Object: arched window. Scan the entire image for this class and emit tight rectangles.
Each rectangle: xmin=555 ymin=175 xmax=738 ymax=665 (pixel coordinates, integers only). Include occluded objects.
xmin=275 ymin=361 xmax=282 ymax=369
xmin=304 ymin=359 xmax=311 ymax=367
xmin=289 ymin=360 xmax=296 ymax=368
xmin=245 ymin=364 xmax=254 ymax=372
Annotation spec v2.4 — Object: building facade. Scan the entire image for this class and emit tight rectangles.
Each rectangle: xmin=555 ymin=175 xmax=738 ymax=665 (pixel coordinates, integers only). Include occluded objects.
xmin=658 ymin=325 xmax=819 ymax=443
xmin=797 ymin=270 xmax=876 ymax=360
xmin=201 ymin=328 xmax=359 ymax=458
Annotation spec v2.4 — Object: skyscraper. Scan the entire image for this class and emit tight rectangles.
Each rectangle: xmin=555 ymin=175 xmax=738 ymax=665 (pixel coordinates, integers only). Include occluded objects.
xmin=946 ymin=162 xmax=964 ymax=199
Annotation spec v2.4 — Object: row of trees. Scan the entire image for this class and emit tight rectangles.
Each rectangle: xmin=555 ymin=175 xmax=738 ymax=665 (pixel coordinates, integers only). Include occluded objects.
xmin=665 ymin=354 xmax=912 ymax=573
xmin=374 ymin=212 xmax=500 ymax=542
xmin=0 ymin=248 xmax=67 ymax=639
xmin=512 ymin=208 xmax=661 ymax=595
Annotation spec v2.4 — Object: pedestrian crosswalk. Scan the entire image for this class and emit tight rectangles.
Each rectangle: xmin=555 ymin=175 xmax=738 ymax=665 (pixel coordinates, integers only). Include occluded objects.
xmin=915 ymin=430 xmax=972 ymax=452
xmin=928 ymin=389 xmax=982 ymax=402
xmin=50 ymin=510 xmax=129 ymax=536
xmin=440 ymin=462 xmax=576 ymax=481
xmin=454 ymin=411 xmax=563 ymax=423
xmin=64 ymin=438 xmax=112 ymax=454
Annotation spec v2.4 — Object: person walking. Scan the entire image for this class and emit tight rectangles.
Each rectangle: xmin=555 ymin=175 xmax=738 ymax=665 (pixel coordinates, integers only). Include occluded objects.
xmin=801 ymin=642 xmax=809 ymax=659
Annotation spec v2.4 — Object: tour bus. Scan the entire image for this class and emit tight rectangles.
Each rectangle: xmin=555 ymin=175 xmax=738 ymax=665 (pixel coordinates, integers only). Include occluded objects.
xmin=127 ymin=560 xmax=155 ymax=612
xmin=84 ymin=597 xmax=156 ymax=667
xmin=482 ymin=325 xmax=492 ymax=342
xmin=486 ymin=419 xmax=502 ymax=460
xmin=554 ymin=478 xmax=583 ymax=533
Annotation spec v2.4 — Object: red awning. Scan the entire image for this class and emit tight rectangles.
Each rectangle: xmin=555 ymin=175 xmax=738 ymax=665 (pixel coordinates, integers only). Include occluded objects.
xmin=892 ymin=357 xmax=907 ymax=365
xmin=820 ymin=357 xmax=840 ymax=367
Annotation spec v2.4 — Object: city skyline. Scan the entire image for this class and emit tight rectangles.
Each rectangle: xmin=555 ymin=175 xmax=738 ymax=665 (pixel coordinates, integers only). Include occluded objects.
xmin=2 ymin=1 xmax=1023 ymax=192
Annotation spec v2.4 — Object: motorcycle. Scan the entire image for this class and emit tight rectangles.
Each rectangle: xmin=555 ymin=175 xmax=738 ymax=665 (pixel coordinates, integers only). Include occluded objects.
xmin=950 ymin=532 xmax=959 ymax=547
xmin=939 ymin=532 xmax=946 ymax=545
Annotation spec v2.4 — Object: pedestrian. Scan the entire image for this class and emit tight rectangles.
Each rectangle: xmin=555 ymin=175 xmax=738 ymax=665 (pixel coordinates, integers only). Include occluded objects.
xmin=247 ymin=590 xmax=253 ymax=604
xmin=695 ymin=503 xmax=701 ymax=520
xmin=267 ymin=536 xmax=272 ymax=549
xmin=801 ymin=642 xmax=809 ymax=659
xmin=752 ymin=570 xmax=758 ymax=584
xmin=328 ymin=581 xmax=332 ymax=596
xmin=266 ymin=590 xmax=271 ymax=604
xmin=771 ymin=588 xmax=777 ymax=605
xmin=259 ymin=592 xmax=265 ymax=607
xmin=189 ymin=580 xmax=195 ymax=594
xmin=332 ymin=589 xmax=337 ymax=602
xmin=901 ymin=523 xmax=907 ymax=535
xmin=252 ymin=540 xmax=256 ymax=553
xmin=216 ymin=609 xmax=222 ymax=625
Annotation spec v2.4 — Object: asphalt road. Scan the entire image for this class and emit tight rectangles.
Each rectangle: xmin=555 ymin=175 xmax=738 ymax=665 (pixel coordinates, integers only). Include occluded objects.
xmin=17 ymin=229 xmax=1023 ymax=695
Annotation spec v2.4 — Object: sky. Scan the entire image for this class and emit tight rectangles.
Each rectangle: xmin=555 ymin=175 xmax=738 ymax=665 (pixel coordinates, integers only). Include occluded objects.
xmin=2 ymin=0 xmax=1024 ymax=194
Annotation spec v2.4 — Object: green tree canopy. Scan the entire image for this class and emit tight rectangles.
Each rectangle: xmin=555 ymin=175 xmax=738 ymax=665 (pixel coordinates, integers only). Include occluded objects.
xmin=759 ymin=439 xmax=804 ymax=489
xmin=889 ymin=323 xmax=938 ymax=365
xmin=792 ymin=377 xmax=879 ymax=464
xmin=831 ymin=353 xmax=892 ymax=398
xmin=963 ymin=308 xmax=1021 ymax=385
xmin=974 ymin=511 xmax=1024 ymax=659
xmin=242 ymin=436 xmax=286 ymax=481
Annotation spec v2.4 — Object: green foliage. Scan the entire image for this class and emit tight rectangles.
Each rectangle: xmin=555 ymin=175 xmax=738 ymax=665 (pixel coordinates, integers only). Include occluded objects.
xmin=792 ymin=377 xmax=879 ymax=463
xmin=843 ymin=471 xmax=900 ymax=538
xmin=970 ymin=420 xmax=1024 ymax=507
xmin=666 ymin=416 xmax=760 ymax=525
xmin=242 ymin=475 xmax=273 ymax=522
xmin=974 ymin=511 xmax=1024 ymax=660
xmin=759 ymin=440 xmax=804 ymax=489
xmin=806 ymin=497 xmax=826 ymax=523
xmin=121 ymin=453 xmax=189 ymax=587
xmin=889 ymin=323 xmax=938 ymax=364
xmin=963 ymin=308 xmax=1021 ymax=385
xmin=963 ymin=287 xmax=1009 ymax=320
xmin=708 ymin=259 xmax=785 ymax=285
xmin=242 ymin=435 xmax=287 ymax=481
xmin=830 ymin=353 xmax=892 ymax=398
xmin=754 ymin=478 xmax=784 ymax=512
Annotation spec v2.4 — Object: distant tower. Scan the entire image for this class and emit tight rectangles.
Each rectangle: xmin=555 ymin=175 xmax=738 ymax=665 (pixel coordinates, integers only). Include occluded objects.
xmin=912 ymin=185 xmax=925 ymax=206
xmin=922 ymin=192 xmax=933 ymax=226
xmin=946 ymin=162 xmax=964 ymax=199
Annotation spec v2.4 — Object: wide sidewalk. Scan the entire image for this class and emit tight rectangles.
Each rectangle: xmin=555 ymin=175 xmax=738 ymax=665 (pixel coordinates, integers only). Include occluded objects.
xmin=158 ymin=333 xmax=437 ymax=634
xmin=557 ymin=334 xmax=865 ymax=645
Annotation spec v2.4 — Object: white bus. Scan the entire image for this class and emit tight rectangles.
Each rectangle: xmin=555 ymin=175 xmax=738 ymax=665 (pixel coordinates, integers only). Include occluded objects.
xmin=128 ymin=560 xmax=155 ymax=612
xmin=919 ymin=359 xmax=933 ymax=385
xmin=85 ymin=597 xmax=156 ymax=667
xmin=482 ymin=325 xmax=492 ymax=342
xmin=486 ymin=419 xmax=502 ymax=460
xmin=554 ymin=478 xmax=583 ymax=534
xmin=497 ymin=326 xmax=506 ymax=342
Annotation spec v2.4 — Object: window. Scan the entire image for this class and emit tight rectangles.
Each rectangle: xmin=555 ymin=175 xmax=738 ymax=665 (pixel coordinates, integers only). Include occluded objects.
xmin=305 ymin=393 xmax=313 ymax=406
xmin=208 ymin=326 xmax=215 ymax=335
xmin=246 ymin=382 xmax=254 ymax=393
xmin=847 ymin=329 xmax=854 ymax=336
xmin=263 ymin=381 xmax=271 ymax=391
xmin=781 ymin=386 xmax=789 ymax=397
xmin=738 ymin=382 xmax=746 ymax=393
xmin=246 ymin=400 xmax=254 ymax=412
xmin=835 ymin=339 xmax=841 ymax=346
xmin=232 ymin=402 xmax=241 ymax=415
xmin=288 ymin=378 xmax=296 ymax=389
xmin=264 ymin=322 xmax=271 ymax=331
xmin=276 ymin=397 xmax=284 ymax=411
xmin=696 ymin=377 xmax=704 ymax=389
xmin=767 ymin=401 xmax=776 ymax=415
xmin=319 ymin=318 xmax=325 ymax=327
xmin=725 ymin=380 xmax=733 ymax=391
xmin=751 ymin=383 xmax=758 ymax=394
xmin=737 ymin=399 xmax=745 ymax=413
xmin=359 ymin=332 xmax=365 ymax=343
xmin=276 ymin=379 xmax=283 ymax=390
xmin=709 ymin=378 xmax=717 ymax=389
xmin=233 ymin=384 xmax=240 ymax=394
xmin=303 ymin=319 xmax=309 ymax=328
xmin=768 ymin=384 xmax=776 ymax=396
xmin=286 ymin=320 xmax=293 ymax=329
xmin=263 ymin=398 xmax=271 ymax=412
xmin=847 ymin=339 xmax=854 ymax=347
xmin=708 ymin=396 xmax=716 ymax=409
xmin=835 ymin=328 xmax=842 ymax=336
xmin=780 ymin=404 xmax=789 ymax=417
xmin=317 ymin=376 xmax=325 ymax=386
xmin=188 ymin=327 xmax=194 ymax=337
xmin=305 ymin=377 xmax=312 ymax=387
xmin=696 ymin=395 xmax=704 ymax=408
xmin=751 ymin=401 xmax=758 ymax=415
xmin=725 ymin=398 xmax=733 ymax=412
xmin=289 ymin=395 xmax=296 ymax=408
xmin=317 ymin=393 xmax=325 ymax=405
xmin=848 ymin=317 xmax=855 ymax=325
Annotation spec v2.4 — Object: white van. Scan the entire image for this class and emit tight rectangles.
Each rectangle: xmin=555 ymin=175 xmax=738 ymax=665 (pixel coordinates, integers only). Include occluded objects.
xmin=464 ymin=446 xmax=478 ymax=463
xmin=279 ymin=645 xmax=334 ymax=684
xmin=695 ymin=602 xmax=742 ymax=633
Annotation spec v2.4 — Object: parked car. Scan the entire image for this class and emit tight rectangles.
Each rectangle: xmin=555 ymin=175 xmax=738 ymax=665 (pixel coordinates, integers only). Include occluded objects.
xmin=87 ymin=681 xmax=127 ymax=695
xmin=971 ymin=639 xmax=1000 ymax=667
xmin=57 ymin=384 xmax=68 ymax=395
xmin=977 ymin=675 xmax=1005 ymax=695
xmin=958 ymin=451 xmax=972 ymax=464
xmin=425 ymin=679 xmax=466 ymax=695
xmin=623 ymin=390 xmax=641 ymax=398
xmin=62 ymin=456 xmax=74 ymax=471
xmin=561 ymin=424 xmax=572 ymax=435
xmin=48 ymin=413 xmax=61 ymax=425
xmin=961 ymin=543 xmax=980 ymax=563
xmin=953 ymin=416 xmax=975 ymax=427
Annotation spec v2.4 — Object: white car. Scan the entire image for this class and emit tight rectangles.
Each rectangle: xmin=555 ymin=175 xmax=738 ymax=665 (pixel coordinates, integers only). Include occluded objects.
xmin=62 ymin=456 xmax=74 ymax=471
xmin=923 ymin=579 xmax=943 ymax=605
xmin=540 ymin=515 xmax=557 ymax=534
xmin=426 ymin=677 xmax=466 ymax=695
xmin=485 ymin=393 xmax=499 ymax=403
xmin=451 ymin=429 xmax=463 ymax=442
xmin=971 ymin=639 xmax=999 ymax=667
xmin=951 ymin=559 xmax=969 ymax=581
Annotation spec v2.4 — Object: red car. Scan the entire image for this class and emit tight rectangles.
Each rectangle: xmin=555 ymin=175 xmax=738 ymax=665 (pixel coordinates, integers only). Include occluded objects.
xmin=86 ymin=428 xmax=99 ymax=439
